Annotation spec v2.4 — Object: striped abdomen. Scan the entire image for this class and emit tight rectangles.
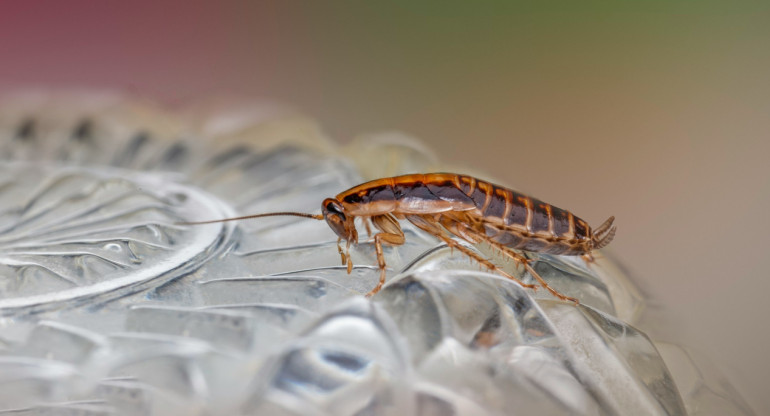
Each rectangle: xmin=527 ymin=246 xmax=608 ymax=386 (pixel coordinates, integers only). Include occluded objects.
xmin=337 ymin=173 xmax=594 ymax=255
xmin=455 ymin=175 xmax=592 ymax=255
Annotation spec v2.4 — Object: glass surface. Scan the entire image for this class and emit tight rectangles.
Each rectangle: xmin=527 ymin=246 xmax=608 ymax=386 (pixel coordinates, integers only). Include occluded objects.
xmin=0 ymin=93 xmax=754 ymax=415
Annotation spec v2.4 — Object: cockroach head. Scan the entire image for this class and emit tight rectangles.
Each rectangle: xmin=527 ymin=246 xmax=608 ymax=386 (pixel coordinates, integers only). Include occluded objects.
xmin=322 ymin=198 xmax=357 ymax=242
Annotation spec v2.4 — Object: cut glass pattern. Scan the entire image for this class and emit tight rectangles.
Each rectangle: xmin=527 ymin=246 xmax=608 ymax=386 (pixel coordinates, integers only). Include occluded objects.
xmin=0 ymin=93 xmax=754 ymax=415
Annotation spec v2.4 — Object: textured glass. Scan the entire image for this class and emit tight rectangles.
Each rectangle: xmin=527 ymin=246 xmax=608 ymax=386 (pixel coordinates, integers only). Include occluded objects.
xmin=0 ymin=93 xmax=754 ymax=415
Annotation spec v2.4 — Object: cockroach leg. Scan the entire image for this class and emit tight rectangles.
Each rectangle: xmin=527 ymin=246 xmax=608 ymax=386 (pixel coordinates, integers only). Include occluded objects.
xmin=492 ymin=243 xmax=579 ymax=304
xmin=337 ymin=237 xmax=354 ymax=272
xmin=345 ymin=239 xmax=353 ymax=274
xmin=444 ymin=214 xmax=578 ymax=303
xmin=406 ymin=215 xmax=538 ymax=290
xmin=435 ymin=216 xmax=539 ymax=290
xmin=337 ymin=237 xmax=346 ymax=266
xmin=364 ymin=218 xmax=373 ymax=237
xmin=365 ymin=215 xmax=406 ymax=297
xmin=366 ymin=230 xmax=406 ymax=297
xmin=346 ymin=252 xmax=353 ymax=273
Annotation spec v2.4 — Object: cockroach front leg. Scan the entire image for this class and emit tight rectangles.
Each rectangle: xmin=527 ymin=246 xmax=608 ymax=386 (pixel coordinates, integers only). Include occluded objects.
xmin=367 ymin=232 xmax=405 ymax=297
xmin=345 ymin=239 xmax=353 ymax=274
xmin=337 ymin=237 xmax=354 ymax=273
xmin=337 ymin=237 xmax=347 ymax=266
xmin=365 ymin=215 xmax=406 ymax=297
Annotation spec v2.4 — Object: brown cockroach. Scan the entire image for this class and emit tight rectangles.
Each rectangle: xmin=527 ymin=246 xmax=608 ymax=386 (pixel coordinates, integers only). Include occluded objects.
xmin=182 ymin=173 xmax=616 ymax=303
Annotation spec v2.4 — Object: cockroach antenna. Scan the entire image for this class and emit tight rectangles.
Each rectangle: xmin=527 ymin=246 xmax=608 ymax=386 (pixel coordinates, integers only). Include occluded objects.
xmin=177 ymin=212 xmax=324 ymax=225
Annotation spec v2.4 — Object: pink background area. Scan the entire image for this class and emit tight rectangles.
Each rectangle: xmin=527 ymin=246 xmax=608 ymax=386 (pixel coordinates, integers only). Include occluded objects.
xmin=2 ymin=2 xmax=769 ymax=412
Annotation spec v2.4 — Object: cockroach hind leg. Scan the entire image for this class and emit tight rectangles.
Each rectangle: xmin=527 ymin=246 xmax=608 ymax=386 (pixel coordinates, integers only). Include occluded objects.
xmin=514 ymin=259 xmax=579 ymax=304
xmin=498 ymin=268 xmax=538 ymax=290
xmin=525 ymin=262 xmax=580 ymax=304
xmin=523 ymin=256 xmax=579 ymax=304
xmin=434 ymin=216 xmax=539 ymax=290
xmin=490 ymin=243 xmax=579 ymax=304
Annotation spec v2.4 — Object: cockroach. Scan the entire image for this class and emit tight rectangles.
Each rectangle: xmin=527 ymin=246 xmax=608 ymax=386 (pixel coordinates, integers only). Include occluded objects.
xmin=181 ymin=173 xmax=616 ymax=303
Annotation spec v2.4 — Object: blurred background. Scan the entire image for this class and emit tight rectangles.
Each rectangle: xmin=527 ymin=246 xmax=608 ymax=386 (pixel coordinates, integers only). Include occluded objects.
xmin=0 ymin=1 xmax=767 ymax=412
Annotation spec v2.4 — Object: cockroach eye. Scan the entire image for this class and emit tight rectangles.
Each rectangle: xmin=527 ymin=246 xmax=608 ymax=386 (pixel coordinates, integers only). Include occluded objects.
xmin=325 ymin=201 xmax=346 ymax=221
